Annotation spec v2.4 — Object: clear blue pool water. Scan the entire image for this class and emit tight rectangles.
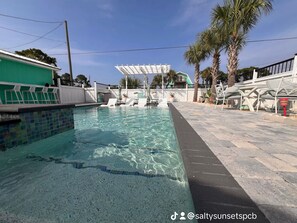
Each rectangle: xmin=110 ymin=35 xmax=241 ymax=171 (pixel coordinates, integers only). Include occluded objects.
xmin=0 ymin=107 xmax=195 ymax=223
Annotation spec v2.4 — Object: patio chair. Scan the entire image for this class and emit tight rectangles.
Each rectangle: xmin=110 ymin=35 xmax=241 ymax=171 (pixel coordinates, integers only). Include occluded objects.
xmin=120 ymin=98 xmax=135 ymax=107
xmin=136 ymin=98 xmax=147 ymax=107
xmin=37 ymin=87 xmax=51 ymax=104
xmin=22 ymin=86 xmax=38 ymax=104
xmin=259 ymin=77 xmax=297 ymax=113
xmin=101 ymin=98 xmax=117 ymax=107
xmin=48 ymin=88 xmax=59 ymax=104
xmin=150 ymin=92 xmax=159 ymax=104
xmin=215 ymin=82 xmax=241 ymax=110
xmin=158 ymin=98 xmax=168 ymax=107
xmin=5 ymin=84 xmax=24 ymax=104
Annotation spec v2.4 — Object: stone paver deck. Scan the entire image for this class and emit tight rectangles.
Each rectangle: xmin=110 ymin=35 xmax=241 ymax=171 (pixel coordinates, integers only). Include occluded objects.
xmin=172 ymin=102 xmax=297 ymax=223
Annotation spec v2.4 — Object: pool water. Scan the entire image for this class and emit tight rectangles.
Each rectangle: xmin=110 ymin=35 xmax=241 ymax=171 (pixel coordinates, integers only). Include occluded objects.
xmin=0 ymin=107 xmax=195 ymax=223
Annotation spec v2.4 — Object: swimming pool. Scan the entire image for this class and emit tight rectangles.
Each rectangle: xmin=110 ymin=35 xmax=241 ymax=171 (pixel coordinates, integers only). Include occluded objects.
xmin=0 ymin=106 xmax=195 ymax=222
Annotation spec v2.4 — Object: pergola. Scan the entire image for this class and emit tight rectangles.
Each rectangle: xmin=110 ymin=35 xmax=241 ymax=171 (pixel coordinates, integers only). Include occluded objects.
xmin=115 ymin=64 xmax=170 ymax=98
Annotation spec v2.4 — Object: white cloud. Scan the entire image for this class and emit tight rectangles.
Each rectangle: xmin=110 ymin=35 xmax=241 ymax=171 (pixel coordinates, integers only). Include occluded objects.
xmin=96 ymin=0 xmax=114 ymax=18
xmin=170 ymin=0 xmax=218 ymax=27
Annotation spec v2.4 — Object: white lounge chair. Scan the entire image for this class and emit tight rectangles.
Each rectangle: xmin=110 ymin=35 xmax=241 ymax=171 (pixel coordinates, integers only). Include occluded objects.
xmin=120 ymin=98 xmax=135 ymax=107
xmin=101 ymin=98 xmax=117 ymax=107
xmin=259 ymin=77 xmax=297 ymax=113
xmin=150 ymin=92 xmax=159 ymax=104
xmin=136 ymin=98 xmax=147 ymax=107
xmin=215 ymin=82 xmax=241 ymax=110
xmin=158 ymin=98 xmax=168 ymax=107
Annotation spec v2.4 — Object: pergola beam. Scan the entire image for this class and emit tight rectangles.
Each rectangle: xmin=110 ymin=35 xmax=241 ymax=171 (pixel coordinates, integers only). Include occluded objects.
xmin=115 ymin=64 xmax=171 ymax=98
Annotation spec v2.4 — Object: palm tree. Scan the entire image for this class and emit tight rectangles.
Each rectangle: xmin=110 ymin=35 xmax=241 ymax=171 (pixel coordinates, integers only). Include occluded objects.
xmin=200 ymin=27 xmax=228 ymax=98
xmin=151 ymin=74 xmax=163 ymax=89
xmin=184 ymin=43 xmax=207 ymax=102
xmin=120 ymin=77 xmax=141 ymax=89
xmin=166 ymin=69 xmax=178 ymax=88
xmin=212 ymin=0 xmax=272 ymax=87
xmin=201 ymin=67 xmax=212 ymax=87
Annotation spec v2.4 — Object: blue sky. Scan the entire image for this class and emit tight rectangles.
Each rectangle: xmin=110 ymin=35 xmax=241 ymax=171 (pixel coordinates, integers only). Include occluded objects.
xmin=0 ymin=0 xmax=297 ymax=85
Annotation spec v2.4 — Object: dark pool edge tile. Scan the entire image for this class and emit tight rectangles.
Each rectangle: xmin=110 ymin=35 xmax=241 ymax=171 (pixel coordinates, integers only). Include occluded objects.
xmin=169 ymin=104 xmax=270 ymax=223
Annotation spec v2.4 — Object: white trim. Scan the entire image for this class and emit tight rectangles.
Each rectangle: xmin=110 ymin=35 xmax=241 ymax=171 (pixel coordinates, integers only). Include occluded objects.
xmin=0 ymin=49 xmax=60 ymax=71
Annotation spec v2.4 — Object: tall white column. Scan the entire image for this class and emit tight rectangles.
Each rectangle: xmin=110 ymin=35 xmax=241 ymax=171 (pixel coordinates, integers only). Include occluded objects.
xmin=186 ymin=84 xmax=188 ymax=101
xmin=292 ymin=54 xmax=297 ymax=81
xmin=125 ymin=75 xmax=128 ymax=95
xmin=252 ymin=69 xmax=258 ymax=84
xmin=94 ymin=81 xmax=98 ymax=103
xmin=57 ymin=78 xmax=63 ymax=104
xmin=162 ymin=74 xmax=164 ymax=98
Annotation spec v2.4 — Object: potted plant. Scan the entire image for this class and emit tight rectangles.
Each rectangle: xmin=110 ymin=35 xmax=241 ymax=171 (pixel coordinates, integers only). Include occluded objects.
xmin=203 ymin=89 xmax=213 ymax=103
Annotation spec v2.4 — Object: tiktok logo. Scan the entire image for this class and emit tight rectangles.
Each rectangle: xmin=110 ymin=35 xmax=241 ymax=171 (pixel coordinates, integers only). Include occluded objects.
xmin=171 ymin=212 xmax=178 ymax=220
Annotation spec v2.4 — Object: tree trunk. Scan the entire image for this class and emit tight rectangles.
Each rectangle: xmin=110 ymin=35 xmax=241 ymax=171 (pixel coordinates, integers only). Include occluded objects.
xmin=211 ymin=51 xmax=220 ymax=99
xmin=227 ymin=38 xmax=239 ymax=87
xmin=193 ymin=63 xmax=200 ymax=102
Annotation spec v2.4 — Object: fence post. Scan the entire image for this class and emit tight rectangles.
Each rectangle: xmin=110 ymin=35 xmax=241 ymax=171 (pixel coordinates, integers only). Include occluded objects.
xmin=186 ymin=84 xmax=188 ymax=102
xmin=94 ymin=81 xmax=98 ymax=103
xmin=252 ymin=69 xmax=258 ymax=84
xmin=57 ymin=78 xmax=63 ymax=104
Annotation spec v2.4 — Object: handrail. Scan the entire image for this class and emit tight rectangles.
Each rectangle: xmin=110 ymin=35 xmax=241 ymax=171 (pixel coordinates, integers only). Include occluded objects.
xmin=256 ymin=57 xmax=294 ymax=71
xmin=256 ymin=57 xmax=294 ymax=78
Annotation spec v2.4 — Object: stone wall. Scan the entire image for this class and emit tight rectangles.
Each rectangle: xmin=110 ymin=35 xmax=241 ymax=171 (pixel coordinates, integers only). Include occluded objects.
xmin=0 ymin=107 xmax=74 ymax=150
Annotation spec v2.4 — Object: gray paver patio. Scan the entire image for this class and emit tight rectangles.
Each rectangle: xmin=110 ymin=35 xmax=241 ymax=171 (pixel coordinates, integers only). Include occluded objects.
xmin=173 ymin=102 xmax=297 ymax=223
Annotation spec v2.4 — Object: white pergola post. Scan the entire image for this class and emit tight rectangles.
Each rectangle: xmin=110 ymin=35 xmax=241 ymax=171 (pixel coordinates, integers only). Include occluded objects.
xmin=125 ymin=74 xmax=128 ymax=95
xmin=185 ymin=83 xmax=188 ymax=102
xmin=162 ymin=74 xmax=164 ymax=98
xmin=94 ymin=81 xmax=98 ymax=102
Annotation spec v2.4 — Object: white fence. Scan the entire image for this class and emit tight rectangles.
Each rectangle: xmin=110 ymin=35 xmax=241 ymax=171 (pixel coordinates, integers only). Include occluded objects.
xmin=110 ymin=87 xmax=206 ymax=102
xmin=57 ymin=80 xmax=112 ymax=104
xmin=58 ymin=84 xmax=85 ymax=104
xmin=84 ymin=87 xmax=96 ymax=103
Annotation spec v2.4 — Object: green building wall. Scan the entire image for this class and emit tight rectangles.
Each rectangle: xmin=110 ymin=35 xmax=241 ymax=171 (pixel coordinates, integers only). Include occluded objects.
xmin=0 ymin=57 xmax=53 ymax=84
xmin=0 ymin=57 xmax=54 ymax=103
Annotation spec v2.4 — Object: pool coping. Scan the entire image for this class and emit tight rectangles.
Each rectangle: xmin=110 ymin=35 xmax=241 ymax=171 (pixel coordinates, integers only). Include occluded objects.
xmin=0 ymin=104 xmax=75 ymax=113
xmin=169 ymin=104 xmax=270 ymax=223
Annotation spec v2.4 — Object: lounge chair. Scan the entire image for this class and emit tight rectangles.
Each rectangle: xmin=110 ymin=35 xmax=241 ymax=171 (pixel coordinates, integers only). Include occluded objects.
xmin=101 ymin=98 xmax=117 ymax=107
xmin=158 ymin=98 xmax=168 ymax=107
xmin=259 ymin=77 xmax=297 ymax=113
xmin=215 ymin=82 xmax=241 ymax=110
xmin=136 ymin=98 xmax=147 ymax=107
xmin=120 ymin=98 xmax=135 ymax=107
xmin=150 ymin=92 xmax=159 ymax=104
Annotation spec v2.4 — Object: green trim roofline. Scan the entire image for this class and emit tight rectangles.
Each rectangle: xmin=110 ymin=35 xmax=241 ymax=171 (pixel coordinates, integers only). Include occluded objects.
xmin=0 ymin=49 xmax=60 ymax=71
xmin=176 ymin=71 xmax=193 ymax=85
